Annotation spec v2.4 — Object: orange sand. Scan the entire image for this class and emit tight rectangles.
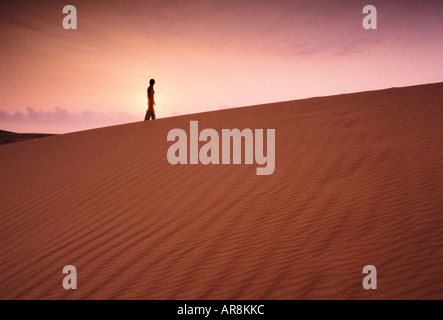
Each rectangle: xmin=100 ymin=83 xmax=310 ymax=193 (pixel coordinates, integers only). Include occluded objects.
xmin=0 ymin=82 xmax=442 ymax=299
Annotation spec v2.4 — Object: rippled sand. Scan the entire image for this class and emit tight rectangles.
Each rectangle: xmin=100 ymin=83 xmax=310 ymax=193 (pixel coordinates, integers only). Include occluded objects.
xmin=1 ymin=82 xmax=442 ymax=299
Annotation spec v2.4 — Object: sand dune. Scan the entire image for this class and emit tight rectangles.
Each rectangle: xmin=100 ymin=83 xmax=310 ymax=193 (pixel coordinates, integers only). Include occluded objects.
xmin=0 ymin=130 xmax=54 ymax=145
xmin=1 ymin=82 xmax=442 ymax=299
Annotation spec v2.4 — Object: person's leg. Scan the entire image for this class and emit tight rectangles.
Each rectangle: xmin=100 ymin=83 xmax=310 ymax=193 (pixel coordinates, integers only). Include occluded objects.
xmin=152 ymin=112 xmax=156 ymax=120
xmin=145 ymin=110 xmax=153 ymax=121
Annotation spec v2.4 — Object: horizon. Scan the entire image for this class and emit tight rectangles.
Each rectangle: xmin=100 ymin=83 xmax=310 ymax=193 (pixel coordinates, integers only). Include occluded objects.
xmin=1 ymin=0 xmax=443 ymax=133
xmin=1 ymin=81 xmax=442 ymax=135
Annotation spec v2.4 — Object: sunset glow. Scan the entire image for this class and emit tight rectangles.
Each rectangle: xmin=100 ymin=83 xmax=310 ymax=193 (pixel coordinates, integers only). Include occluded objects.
xmin=0 ymin=0 xmax=442 ymax=133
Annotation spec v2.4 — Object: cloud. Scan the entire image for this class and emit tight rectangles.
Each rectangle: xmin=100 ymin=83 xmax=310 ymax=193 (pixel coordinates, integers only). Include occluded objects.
xmin=0 ymin=107 xmax=142 ymax=133
xmin=0 ymin=106 xmax=139 ymax=123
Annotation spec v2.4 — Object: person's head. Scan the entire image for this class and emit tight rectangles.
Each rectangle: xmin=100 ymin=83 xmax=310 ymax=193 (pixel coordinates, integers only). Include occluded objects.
xmin=149 ymin=79 xmax=155 ymax=86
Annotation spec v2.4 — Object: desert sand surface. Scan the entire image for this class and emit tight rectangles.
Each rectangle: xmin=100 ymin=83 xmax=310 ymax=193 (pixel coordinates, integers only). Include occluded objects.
xmin=0 ymin=82 xmax=442 ymax=300
xmin=0 ymin=130 xmax=54 ymax=146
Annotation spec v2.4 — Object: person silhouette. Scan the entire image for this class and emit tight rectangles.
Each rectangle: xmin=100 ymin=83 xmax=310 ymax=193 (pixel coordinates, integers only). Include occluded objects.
xmin=144 ymin=79 xmax=156 ymax=120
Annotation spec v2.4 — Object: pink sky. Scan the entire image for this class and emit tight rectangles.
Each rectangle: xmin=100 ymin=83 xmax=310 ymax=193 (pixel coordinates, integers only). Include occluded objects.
xmin=0 ymin=0 xmax=442 ymax=133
